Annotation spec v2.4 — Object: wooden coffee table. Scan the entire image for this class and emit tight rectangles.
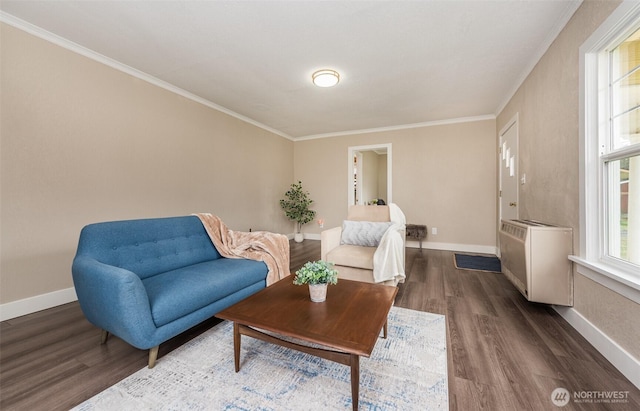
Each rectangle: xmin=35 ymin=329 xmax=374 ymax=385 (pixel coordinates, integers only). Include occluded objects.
xmin=216 ymin=278 xmax=398 ymax=411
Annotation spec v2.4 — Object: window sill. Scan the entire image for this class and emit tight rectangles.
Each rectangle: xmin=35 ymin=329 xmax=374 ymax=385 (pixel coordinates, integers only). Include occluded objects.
xmin=569 ymin=256 xmax=640 ymax=304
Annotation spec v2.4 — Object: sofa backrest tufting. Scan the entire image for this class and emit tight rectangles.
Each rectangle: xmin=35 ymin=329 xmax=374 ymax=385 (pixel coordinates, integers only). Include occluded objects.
xmin=75 ymin=215 xmax=221 ymax=279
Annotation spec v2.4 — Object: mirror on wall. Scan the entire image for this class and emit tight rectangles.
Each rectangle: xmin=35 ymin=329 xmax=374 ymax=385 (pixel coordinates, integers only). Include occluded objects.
xmin=348 ymin=144 xmax=392 ymax=206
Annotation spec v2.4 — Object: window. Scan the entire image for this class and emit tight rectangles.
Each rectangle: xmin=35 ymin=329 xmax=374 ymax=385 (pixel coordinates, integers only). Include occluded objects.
xmin=578 ymin=1 xmax=640 ymax=299
xmin=605 ymin=28 xmax=640 ymax=268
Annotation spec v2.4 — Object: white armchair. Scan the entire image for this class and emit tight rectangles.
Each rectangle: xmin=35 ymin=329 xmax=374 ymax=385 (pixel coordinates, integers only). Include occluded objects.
xmin=321 ymin=205 xmax=406 ymax=286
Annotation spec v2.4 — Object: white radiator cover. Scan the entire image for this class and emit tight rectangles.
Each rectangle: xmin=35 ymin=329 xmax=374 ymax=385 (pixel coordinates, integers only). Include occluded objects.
xmin=499 ymin=219 xmax=573 ymax=306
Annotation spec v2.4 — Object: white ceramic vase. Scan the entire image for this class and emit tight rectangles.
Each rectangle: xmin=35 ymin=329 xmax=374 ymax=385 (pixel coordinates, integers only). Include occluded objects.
xmin=308 ymin=283 xmax=328 ymax=302
xmin=294 ymin=233 xmax=304 ymax=243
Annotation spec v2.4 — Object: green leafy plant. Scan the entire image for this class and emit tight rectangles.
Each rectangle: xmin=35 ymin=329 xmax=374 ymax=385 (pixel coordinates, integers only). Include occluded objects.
xmin=280 ymin=181 xmax=316 ymax=233
xmin=293 ymin=260 xmax=339 ymax=285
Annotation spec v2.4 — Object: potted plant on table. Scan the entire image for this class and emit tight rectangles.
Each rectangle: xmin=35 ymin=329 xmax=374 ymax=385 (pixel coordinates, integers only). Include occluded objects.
xmin=280 ymin=181 xmax=316 ymax=243
xmin=293 ymin=260 xmax=338 ymax=302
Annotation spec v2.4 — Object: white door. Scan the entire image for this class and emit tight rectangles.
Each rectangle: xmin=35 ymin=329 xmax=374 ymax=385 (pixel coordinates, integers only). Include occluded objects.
xmin=499 ymin=116 xmax=519 ymax=222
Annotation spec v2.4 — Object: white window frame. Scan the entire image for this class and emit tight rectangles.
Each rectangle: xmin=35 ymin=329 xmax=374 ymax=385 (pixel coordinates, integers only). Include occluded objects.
xmin=574 ymin=0 xmax=640 ymax=304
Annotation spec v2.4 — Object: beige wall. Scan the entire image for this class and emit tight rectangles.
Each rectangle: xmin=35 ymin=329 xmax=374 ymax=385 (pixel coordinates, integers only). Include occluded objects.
xmin=294 ymin=119 xmax=497 ymax=250
xmin=497 ymin=0 xmax=640 ymax=360
xmin=0 ymin=23 xmax=293 ymax=304
xmin=9 ymin=0 xmax=636 ymax=368
xmin=3 ymin=1 xmax=636 ymax=373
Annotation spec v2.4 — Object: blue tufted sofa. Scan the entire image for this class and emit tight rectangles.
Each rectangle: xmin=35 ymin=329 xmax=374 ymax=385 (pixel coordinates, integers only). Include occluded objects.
xmin=72 ymin=215 xmax=269 ymax=368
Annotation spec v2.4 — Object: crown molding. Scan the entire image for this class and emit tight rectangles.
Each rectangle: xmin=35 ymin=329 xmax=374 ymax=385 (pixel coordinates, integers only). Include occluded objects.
xmin=295 ymin=114 xmax=496 ymax=141
xmin=2 ymin=11 xmax=496 ymax=143
xmin=0 ymin=12 xmax=295 ymax=141
xmin=494 ymin=0 xmax=583 ymax=117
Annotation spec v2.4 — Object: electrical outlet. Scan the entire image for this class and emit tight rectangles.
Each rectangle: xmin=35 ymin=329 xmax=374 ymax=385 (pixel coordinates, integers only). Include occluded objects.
xmin=432 ymin=227 xmax=438 ymax=235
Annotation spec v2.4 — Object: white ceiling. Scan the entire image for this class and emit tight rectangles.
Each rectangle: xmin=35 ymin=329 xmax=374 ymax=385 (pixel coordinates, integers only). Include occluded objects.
xmin=0 ymin=0 xmax=582 ymax=140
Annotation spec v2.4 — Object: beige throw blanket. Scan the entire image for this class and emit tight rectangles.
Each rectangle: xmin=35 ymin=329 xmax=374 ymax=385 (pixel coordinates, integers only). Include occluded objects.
xmin=195 ymin=213 xmax=291 ymax=286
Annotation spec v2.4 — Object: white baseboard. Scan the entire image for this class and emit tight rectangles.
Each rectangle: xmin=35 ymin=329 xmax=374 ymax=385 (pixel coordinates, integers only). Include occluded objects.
xmin=553 ymin=305 xmax=640 ymax=389
xmin=0 ymin=287 xmax=78 ymax=322
xmin=298 ymin=235 xmax=498 ymax=255
xmin=407 ymin=240 xmax=498 ymax=255
xmin=4 ymin=251 xmax=635 ymax=394
xmin=0 ymin=239 xmax=496 ymax=321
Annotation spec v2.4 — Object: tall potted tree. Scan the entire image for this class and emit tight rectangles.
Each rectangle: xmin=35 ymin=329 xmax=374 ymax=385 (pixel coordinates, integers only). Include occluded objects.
xmin=280 ymin=181 xmax=316 ymax=242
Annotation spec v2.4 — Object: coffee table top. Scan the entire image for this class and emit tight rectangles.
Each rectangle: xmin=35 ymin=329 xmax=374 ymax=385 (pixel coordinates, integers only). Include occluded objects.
xmin=216 ymin=278 xmax=397 ymax=357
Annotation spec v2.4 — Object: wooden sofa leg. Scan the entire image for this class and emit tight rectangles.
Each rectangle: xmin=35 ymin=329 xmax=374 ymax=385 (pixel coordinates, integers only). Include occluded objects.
xmin=148 ymin=346 xmax=159 ymax=369
xmin=100 ymin=330 xmax=109 ymax=344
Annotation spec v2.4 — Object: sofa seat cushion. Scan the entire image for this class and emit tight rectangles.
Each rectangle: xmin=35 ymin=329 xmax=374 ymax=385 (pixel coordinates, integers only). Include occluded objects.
xmin=326 ymin=244 xmax=376 ymax=270
xmin=142 ymin=258 xmax=267 ymax=327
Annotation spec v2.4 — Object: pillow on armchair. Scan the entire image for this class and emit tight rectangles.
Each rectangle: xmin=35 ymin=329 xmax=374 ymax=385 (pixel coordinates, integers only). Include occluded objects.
xmin=340 ymin=221 xmax=393 ymax=247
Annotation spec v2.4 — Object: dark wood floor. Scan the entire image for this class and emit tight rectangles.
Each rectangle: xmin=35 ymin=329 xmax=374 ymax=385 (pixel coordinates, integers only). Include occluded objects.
xmin=1 ymin=240 xmax=638 ymax=410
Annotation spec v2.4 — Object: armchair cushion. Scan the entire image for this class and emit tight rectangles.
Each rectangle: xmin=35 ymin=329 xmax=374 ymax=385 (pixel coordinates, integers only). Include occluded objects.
xmin=340 ymin=221 xmax=393 ymax=247
xmin=326 ymin=244 xmax=376 ymax=270
xmin=321 ymin=204 xmax=406 ymax=286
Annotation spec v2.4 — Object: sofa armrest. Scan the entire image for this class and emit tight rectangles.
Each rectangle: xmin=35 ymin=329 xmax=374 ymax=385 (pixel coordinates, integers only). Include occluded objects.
xmin=321 ymin=226 xmax=342 ymax=260
xmin=72 ymin=256 xmax=157 ymax=349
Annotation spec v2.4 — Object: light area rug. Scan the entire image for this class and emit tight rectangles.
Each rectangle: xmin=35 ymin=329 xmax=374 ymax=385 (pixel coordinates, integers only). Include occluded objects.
xmin=73 ymin=306 xmax=447 ymax=411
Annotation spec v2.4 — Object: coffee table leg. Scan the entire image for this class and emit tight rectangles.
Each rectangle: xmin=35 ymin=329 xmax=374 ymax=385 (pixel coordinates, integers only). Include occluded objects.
xmin=351 ymin=354 xmax=359 ymax=411
xmin=233 ymin=322 xmax=241 ymax=372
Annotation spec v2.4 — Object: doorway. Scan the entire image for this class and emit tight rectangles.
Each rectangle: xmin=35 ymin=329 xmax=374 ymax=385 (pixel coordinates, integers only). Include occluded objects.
xmin=499 ymin=115 xmax=519 ymax=222
xmin=348 ymin=144 xmax=392 ymax=206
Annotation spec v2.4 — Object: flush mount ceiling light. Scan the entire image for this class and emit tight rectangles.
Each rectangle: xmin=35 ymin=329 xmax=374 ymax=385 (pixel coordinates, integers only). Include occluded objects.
xmin=312 ymin=69 xmax=340 ymax=87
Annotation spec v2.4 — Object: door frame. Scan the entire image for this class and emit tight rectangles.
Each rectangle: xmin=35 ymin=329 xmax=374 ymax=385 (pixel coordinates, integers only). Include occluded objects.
xmin=498 ymin=114 xmax=519 ymax=225
xmin=347 ymin=143 xmax=392 ymax=206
